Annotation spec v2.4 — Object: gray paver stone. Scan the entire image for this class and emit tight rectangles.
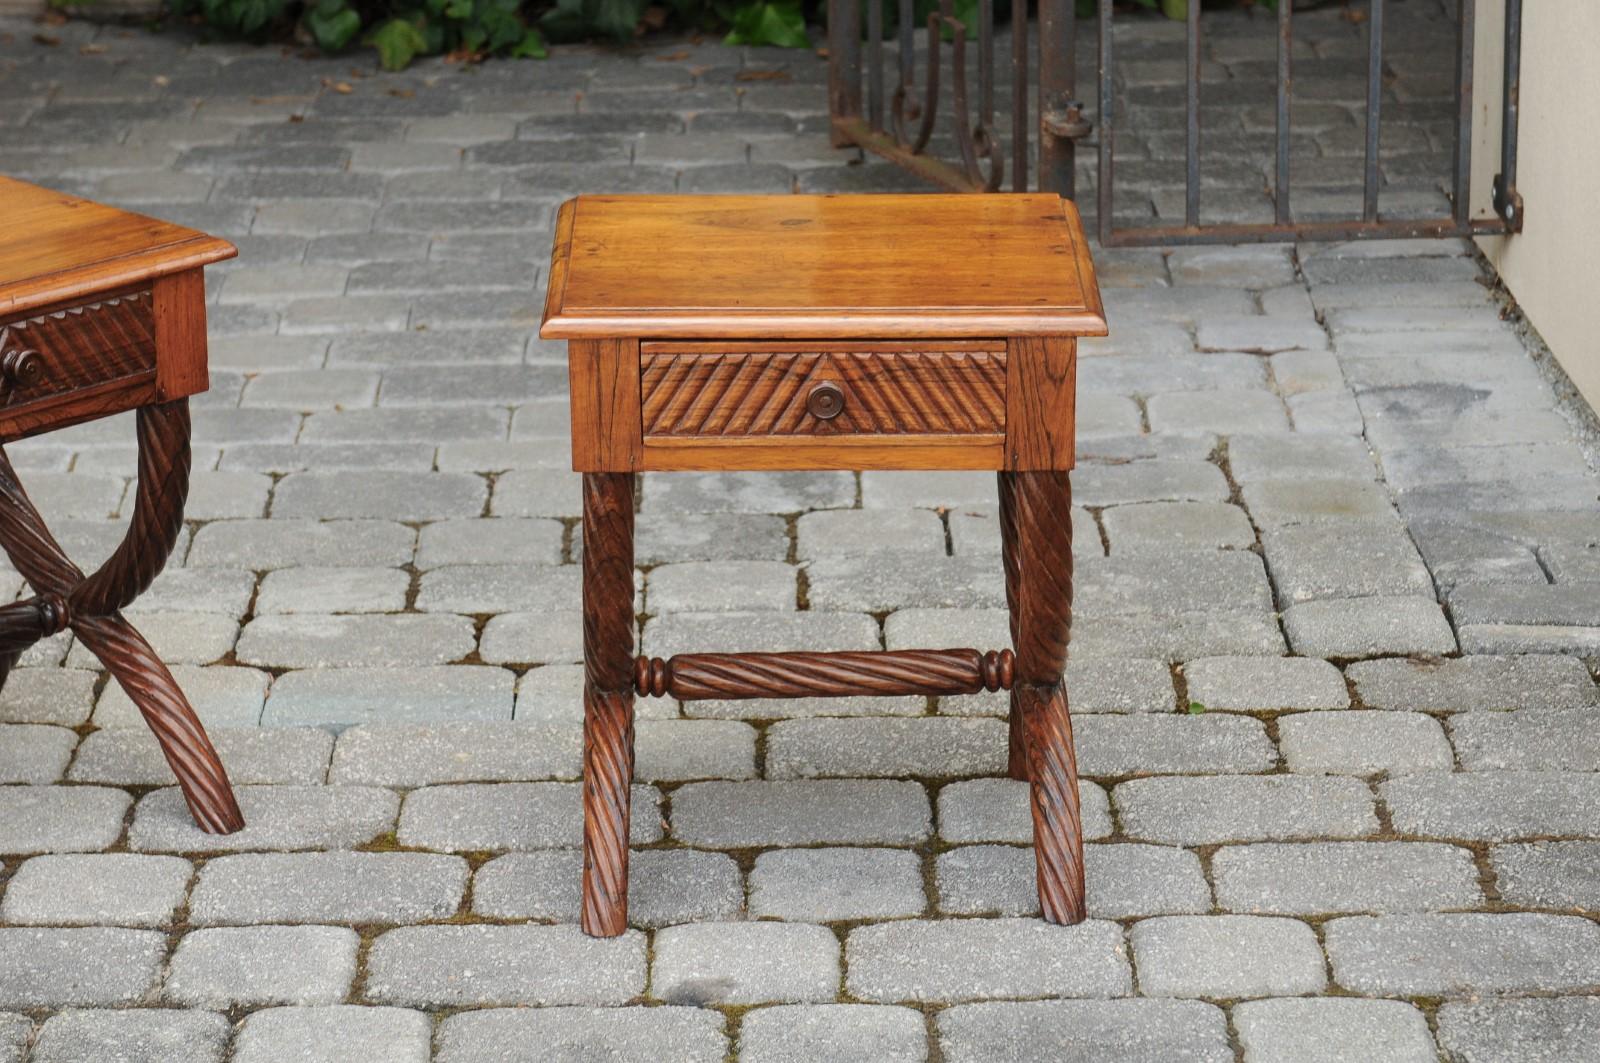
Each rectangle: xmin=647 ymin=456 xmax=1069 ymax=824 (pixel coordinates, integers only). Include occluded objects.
xmin=164 ymin=925 xmax=359 ymax=1007
xmin=0 ymin=724 xmax=75 ymax=783
xmin=471 ymin=849 xmax=743 ymax=927
xmin=397 ymin=782 xmax=661 ymax=851
xmin=236 ymin=614 xmax=477 ymax=668
xmin=1102 ymin=502 xmax=1255 ymax=553
xmin=1261 ymin=524 xmax=1433 ymax=603
xmin=1449 ymin=708 xmax=1600 ymax=771
xmin=329 ymin=721 xmax=580 ymax=785
xmin=796 ymin=508 xmax=946 ymax=558
xmin=1347 ymin=654 xmax=1598 ymax=711
xmin=740 ymin=1005 xmax=927 ymax=1063
xmin=1115 ymin=776 xmax=1378 ymax=845
xmin=1437 ymin=998 xmax=1600 ymax=1063
xmin=255 ymin=566 xmax=410 ymax=613
xmin=635 ymin=719 xmax=757 ymax=781
xmin=649 ymin=561 xmax=796 ymax=612
xmin=129 ymin=785 xmax=399 ymax=853
xmin=846 ymin=918 xmax=1131 ymax=1002
xmin=29 ymin=1009 xmax=230 ymax=1063
xmin=1 ymin=854 xmax=191 ymax=927
xmin=95 ymin=665 xmax=269 ymax=729
xmin=1278 ymin=711 xmax=1452 ymax=775
xmin=938 ymin=999 xmax=1232 ymax=1063
xmin=1075 ymin=713 xmax=1276 ymax=776
xmin=749 ymin=848 xmax=925 ymax=921
xmin=1181 ymin=656 xmax=1349 ymax=710
xmin=766 ymin=717 xmax=1006 ymax=779
xmin=0 ymin=668 xmax=97 ymax=726
xmin=1489 ymin=841 xmax=1600 ymax=910
xmin=672 ymin=780 xmax=931 ymax=847
xmin=938 ymin=778 xmax=1112 ymax=843
xmin=68 ymin=726 xmax=332 ymax=786
xmin=232 ymin=1006 xmax=431 ymax=1063
xmin=937 ymin=843 xmax=1211 ymax=920
xmin=0 ymin=786 xmax=131 ymax=855
xmin=434 ymin=1007 xmax=725 ymax=1063
xmin=0 ymin=928 xmax=165 ymax=1007
xmin=653 ymin=922 xmax=840 ymax=1005
xmin=1233 ymin=998 xmax=1436 ymax=1063
xmin=1131 ymin=915 xmax=1327 ymax=998
xmin=1213 ymin=842 xmax=1482 ymax=915
xmin=188 ymin=852 xmax=468 ymax=925
xmin=1382 ymin=772 xmax=1600 ymax=840
xmin=0 ymin=1015 xmax=22 ymax=1063
xmin=265 ymin=666 xmax=515 ymax=727
xmin=364 ymin=925 xmax=646 ymax=1006
xmin=1326 ymin=913 xmax=1600 ymax=994
xmin=1282 ymin=597 xmax=1457 ymax=658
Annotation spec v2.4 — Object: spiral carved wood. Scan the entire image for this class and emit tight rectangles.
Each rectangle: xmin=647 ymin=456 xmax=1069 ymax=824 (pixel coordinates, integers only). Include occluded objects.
xmin=998 ymin=469 xmax=1084 ymax=925
xmin=633 ymin=648 xmax=1013 ymax=700
xmin=580 ymin=472 xmax=636 ymax=938
xmin=0 ymin=400 xmax=243 ymax=835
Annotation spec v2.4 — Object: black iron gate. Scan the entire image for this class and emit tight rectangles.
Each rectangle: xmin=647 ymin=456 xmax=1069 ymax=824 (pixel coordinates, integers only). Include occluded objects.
xmin=826 ymin=0 xmax=1524 ymax=245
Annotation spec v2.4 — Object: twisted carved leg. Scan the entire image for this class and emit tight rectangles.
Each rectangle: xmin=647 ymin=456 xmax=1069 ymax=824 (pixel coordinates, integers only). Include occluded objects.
xmin=998 ymin=470 xmax=1085 ymax=925
xmin=0 ymin=400 xmax=243 ymax=834
xmin=580 ymin=471 xmax=636 ymax=937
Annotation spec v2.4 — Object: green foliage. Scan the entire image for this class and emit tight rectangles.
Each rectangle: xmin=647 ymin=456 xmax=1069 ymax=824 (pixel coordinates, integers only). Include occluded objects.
xmin=724 ymin=0 xmax=808 ymax=47
xmin=170 ymin=0 xmax=291 ymax=38
xmin=1187 ymin=700 xmax=1207 ymax=714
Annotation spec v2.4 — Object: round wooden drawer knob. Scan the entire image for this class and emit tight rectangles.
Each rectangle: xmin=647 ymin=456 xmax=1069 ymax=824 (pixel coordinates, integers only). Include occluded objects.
xmin=807 ymin=381 xmax=845 ymax=420
xmin=0 ymin=348 xmax=44 ymax=392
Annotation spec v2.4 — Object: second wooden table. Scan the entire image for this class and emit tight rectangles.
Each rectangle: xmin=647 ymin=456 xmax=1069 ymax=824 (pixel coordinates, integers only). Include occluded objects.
xmin=541 ymin=193 xmax=1107 ymax=936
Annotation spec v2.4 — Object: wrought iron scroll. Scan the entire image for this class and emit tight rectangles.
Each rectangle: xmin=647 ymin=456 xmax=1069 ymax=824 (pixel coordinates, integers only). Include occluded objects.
xmin=831 ymin=0 xmax=1085 ymax=194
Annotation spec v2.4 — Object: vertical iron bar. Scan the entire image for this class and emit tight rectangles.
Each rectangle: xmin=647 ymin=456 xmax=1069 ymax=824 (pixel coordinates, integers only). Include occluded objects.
xmin=867 ymin=0 xmax=884 ymax=130
xmin=1492 ymin=0 xmax=1520 ymax=227
xmin=1038 ymin=0 xmax=1077 ymax=197
xmin=1097 ymin=0 xmax=1114 ymax=245
xmin=1275 ymin=0 xmax=1292 ymax=225
xmin=980 ymin=0 xmax=994 ymax=128
xmin=1453 ymin=0 xmax=1475 ymax=223
xmin=1012 ymin=0 xmax=1028 ymax=191
xmin=1362 ymin=0 xmax=1384 ymax=222
xmin=1184 ymin=0 xmax=1200 ymax=228
xmin=829 ymin=0 xmax=863 ymax=147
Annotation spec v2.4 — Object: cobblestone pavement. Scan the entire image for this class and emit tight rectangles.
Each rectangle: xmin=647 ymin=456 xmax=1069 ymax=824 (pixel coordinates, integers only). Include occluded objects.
xmin=3 ymin=1 xmax=1600 ymax=1059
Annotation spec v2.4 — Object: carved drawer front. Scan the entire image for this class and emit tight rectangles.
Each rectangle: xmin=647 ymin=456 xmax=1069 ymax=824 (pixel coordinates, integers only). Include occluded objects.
xmin=639 ymin=341 xmax=1008 ymax=439
xmin=0 ymin=290 xmax=158 ymax=416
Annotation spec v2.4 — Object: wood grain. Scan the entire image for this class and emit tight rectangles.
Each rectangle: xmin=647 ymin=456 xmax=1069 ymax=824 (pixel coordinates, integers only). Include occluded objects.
xmin=639 ymin=434 xmax=1003 ymax=471
xmin=568 ymin=338 xmax=642 ymax=472
xmin=152 ymin=269 xmax=210 ymax=401
xmin=1005 ymin=336 xmax=1076 ymax=471
xmin=541 ymin=194 xmax=1108 ymax=340
xmin=640 ymin=344 xmax=1006 ymax=438
xmin=0 ymin=177 xmax=235 ymax=318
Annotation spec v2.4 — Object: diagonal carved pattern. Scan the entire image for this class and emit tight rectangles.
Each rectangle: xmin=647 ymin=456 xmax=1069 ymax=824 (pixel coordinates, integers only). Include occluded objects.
xmin=0 ymin=291 xmax=156 ymax=402
xmin=640 ymin=347 xmax=1007 ymax=437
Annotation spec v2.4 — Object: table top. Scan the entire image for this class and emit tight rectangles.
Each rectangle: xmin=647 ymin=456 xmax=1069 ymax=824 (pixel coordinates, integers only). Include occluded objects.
xmin=0 ymin=177 xmax=236 ymax=318
xmin=540 ymin=194 xmax=1106 ymax=340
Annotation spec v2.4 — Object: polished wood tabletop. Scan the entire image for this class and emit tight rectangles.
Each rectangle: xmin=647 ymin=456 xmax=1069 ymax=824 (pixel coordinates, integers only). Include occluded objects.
xmin=0 ymin=176 xmax=236 ymax=317
xmin=541 ymin=193 xmax=1107 ymax=339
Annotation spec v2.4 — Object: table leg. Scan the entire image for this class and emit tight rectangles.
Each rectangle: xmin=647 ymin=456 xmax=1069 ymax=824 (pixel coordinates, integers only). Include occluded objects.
xmin=998 ymin=470 xmax=1085 ymax=924
xmin=0 ymin=400 xmax=243 ymax=833
xmin=580 ymin=471 xmax=636 ymax=937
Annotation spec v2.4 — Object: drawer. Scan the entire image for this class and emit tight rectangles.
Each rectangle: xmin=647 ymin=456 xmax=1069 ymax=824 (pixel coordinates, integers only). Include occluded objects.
xmin=0 ymin=288 xmax=158 ymax=425
xmin=639 ymin=341 xmax=1007 ymax=439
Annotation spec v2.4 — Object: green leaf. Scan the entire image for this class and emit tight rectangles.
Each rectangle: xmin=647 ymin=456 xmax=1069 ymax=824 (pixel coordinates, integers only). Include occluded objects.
xmin=723 ymin=0 xmax=808 ymax=48
xmin=366 ymin=16 xmax=429 ymax=69
xmin=1187 ymin=700 xmax=1207 ymax=715
xmin=510 ymin=25 xmax=548 ymax=57
xmin=305 ymin=0 xmax=361 ymax=51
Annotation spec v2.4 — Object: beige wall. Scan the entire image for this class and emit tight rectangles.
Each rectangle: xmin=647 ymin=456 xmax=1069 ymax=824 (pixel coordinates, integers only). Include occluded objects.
xmin=1473 ymin=0 xmax=1600 ymax=413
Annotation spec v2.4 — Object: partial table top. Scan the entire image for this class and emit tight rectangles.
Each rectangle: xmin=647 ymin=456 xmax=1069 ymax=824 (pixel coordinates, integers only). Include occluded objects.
xmin=540 ymin=194 xmax=1107 ymax=340
xmin=0 ymin=176 xmax=236 ymax=317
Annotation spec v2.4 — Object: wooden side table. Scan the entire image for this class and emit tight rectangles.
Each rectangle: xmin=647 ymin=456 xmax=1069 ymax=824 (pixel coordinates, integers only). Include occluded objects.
xmin=0 ymin=177 xmax=244 ymax=834
xmin=542 ymin=194 xmax=1106 ymax=937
